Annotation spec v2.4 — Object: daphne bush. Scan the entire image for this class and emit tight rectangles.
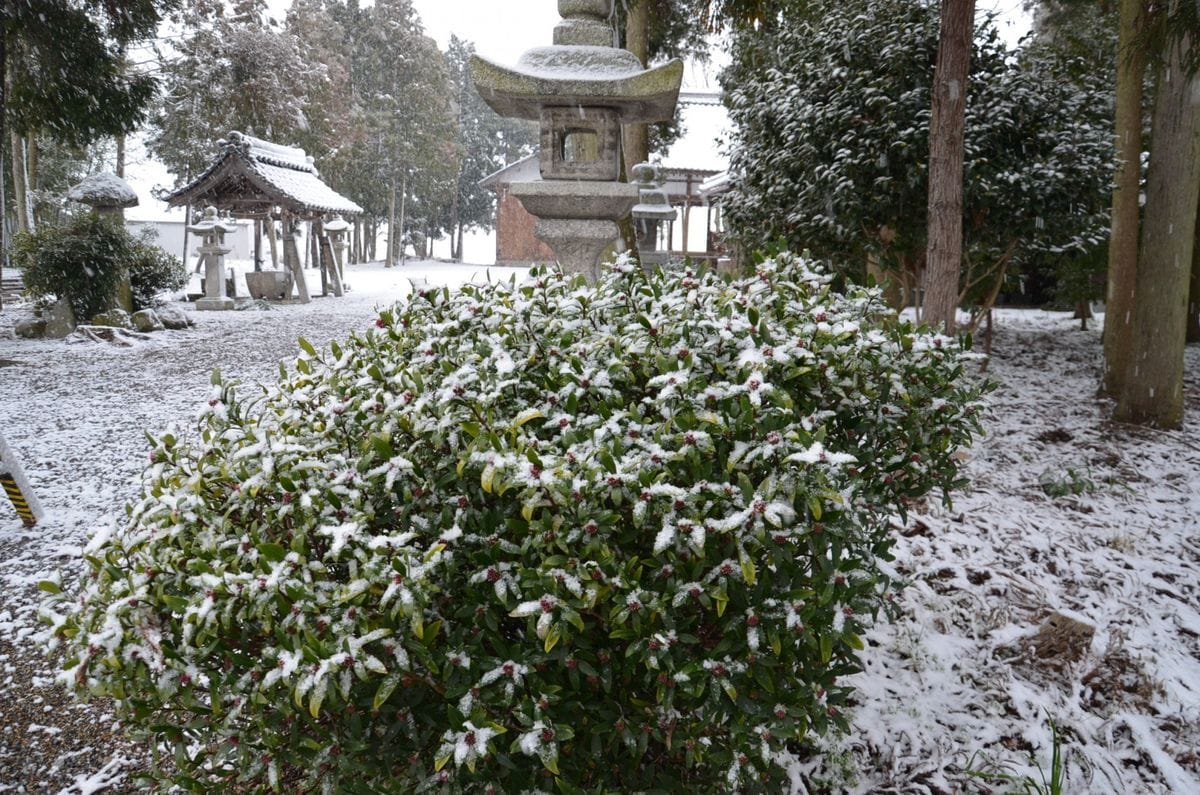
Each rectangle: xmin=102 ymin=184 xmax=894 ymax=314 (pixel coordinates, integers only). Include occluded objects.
xmin=44 ymin=254 xmax=985 ymax=793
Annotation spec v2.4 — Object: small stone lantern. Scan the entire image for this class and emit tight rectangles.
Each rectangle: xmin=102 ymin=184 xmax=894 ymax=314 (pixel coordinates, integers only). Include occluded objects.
xmin=190 ymin=206 xmax=237 ymax=310
xmin=631 ymin=163 xmax=676 ymax=268
xmin=68 ymin=172 xmax=140 ymax=312
xmin=324 ymin=214 xmax=350 ymax=280
xmin=471 ymin=0 xmax=683 ymax=280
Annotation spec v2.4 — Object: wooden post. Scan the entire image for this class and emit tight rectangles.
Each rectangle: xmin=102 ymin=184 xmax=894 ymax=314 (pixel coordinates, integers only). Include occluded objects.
xmin=254 ymin=218 xmax=263 ymax=272
xmin=319 ymin=229 xmax=344 ymax=297
xmin=267 ymin=215 xmax=280 ymax=269
xmin=282 ymin=214 xmax=310 ymax=303
xmin=1 ymin=433 xmax=43 ymax=527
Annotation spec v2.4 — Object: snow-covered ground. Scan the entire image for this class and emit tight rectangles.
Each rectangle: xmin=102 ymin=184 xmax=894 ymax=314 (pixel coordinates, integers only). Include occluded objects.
xmin=0 ymin=266 xmax=1196 ymax=793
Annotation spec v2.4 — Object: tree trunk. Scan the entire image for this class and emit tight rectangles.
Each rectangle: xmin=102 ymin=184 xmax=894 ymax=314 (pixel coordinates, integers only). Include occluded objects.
xmin=1 ymin=11 xmax=8 ymax=310
xmin=27 ymin=133 xmax=38 ymax=225
xmin=386 ymin=175 xmax=397 ymax=268
xmin=1188 ymin=206 xmax=1200 ymax=342
xmin=456 ymin=222 xmax=464 ymax=262
xmin=450 ymin=177 xmax=461 ymax=261
xmin=116 ymin=134 xmax=126 ymax=178
xmin=1103 ymin=0 xmax=1148 ymax=395
xmin=11 ymin=132 xmax=29 ymax=234
xmin=922 ymin=0 xmax=976 ymax=335
xmin=622 ymin=0 xmax=650 ymax=175
xmin=1114 ymin=32 xmax=1200 ymax=428
xmin=398 ymin=174 xmax=408 ymax=266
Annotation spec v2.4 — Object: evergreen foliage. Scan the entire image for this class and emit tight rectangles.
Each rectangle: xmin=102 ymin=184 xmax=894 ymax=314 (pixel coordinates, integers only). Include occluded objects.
xmin=14 ymin=212 xmax=128 ymax=320
xmin=443 ymin=36 xmax=537 ymax=259
xmin=148 ymin=3 xmax=326 ymax=184
xmin=128 ymin=230 xmax=188 ymax=311
xmin=45 ymin=255 xmax=985 ymax=792
xmin=4 ymin=0 xmax=177 ymax=146
xmin=721 ymin=0 xmax=1113 ymax=317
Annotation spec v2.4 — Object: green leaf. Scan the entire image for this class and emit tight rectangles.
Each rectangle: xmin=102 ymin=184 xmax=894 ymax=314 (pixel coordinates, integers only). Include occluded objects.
xmin=739 ymin=550 xmax=757 ymax=586
xmin=481 ymin=464 xmax=495 ymax=494
xmin=298 ymin=337 xmax=317 ymax=357
xmin=371 ymin=434 xmax=393 ymax=460
xmin=434 ymin=751 xmax=452 ymax=773
xmin=258 ymin=543 xmax=286 ymax=563
xmin=36 ymin=580 xmax=61 ymax=595
xmin=513 ymin=408 xmax=544 ymax=428
xmin=544 ymin=625 xmax=561 ymax=653
xmin=309 ymin=685 xmax=325 ymax=719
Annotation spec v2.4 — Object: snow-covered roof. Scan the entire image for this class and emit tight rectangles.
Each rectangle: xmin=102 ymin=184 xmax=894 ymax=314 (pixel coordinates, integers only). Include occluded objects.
xmin=479 ymin=155 xmax=542 ymax=189
xmin=68 ymin=173 xmax=139 ymax=208
xmin=165 ymin=131 xmax=363 ymax=217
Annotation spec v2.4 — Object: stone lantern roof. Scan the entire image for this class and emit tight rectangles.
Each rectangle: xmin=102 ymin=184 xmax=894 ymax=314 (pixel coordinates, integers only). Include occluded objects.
xmin=470 ymin=0 xmax=681 ymax=124
xmin=67 ymin=173 xmax=139 ymax=210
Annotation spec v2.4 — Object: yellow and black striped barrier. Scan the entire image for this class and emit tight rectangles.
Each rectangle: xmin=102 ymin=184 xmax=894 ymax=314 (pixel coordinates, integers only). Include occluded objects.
xmin=0 ymin=434 xmax=42 ymax=527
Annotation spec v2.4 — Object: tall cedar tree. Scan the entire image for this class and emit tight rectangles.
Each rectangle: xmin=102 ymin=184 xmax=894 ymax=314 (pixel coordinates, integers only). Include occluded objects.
xmin=923 ymin=0 xmax=976 ymax=334
xmin=150 ymin=2 xmax=323 ymax=187
xmin=1114 ymin=26 xmax=1200 ymax=427
xmin=1 ymin=0 xmax=176 ymax=305
xmin=1103 ymin=0 xmax=1148 ymax=396
xmin=444 ymin=36 xmax=536 ymax=262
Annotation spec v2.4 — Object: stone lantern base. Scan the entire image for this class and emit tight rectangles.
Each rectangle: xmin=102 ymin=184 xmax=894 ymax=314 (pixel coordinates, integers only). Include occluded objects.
xmin=196 ymin=296 xmax=236 ymax=311
xmin=511 ymin=181 xmax=638 ymax=280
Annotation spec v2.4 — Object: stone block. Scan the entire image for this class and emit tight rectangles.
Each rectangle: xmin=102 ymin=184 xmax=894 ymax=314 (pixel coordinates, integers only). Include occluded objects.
xmin=157 ymin=306 xmax=193 ymax=330
xmin=14 ymin=316 xmax=46 ymax=339
xmin=131 ymin=309 xmax=165 ymax=332
xmin=44 ymin=300 xmax=77 ymax=339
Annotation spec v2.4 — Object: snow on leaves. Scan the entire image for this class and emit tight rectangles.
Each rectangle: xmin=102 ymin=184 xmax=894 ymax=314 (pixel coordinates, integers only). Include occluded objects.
xmin=44 ymin=254 xmax=985 ymax=792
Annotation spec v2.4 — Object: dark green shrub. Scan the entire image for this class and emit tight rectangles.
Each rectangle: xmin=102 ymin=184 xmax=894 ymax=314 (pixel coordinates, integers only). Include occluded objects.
xmin=44 ymin=254 xmax=986 ymax=793
xmin=128 ymin=229 xmax=187 ymax=310
xmin=14 ymin=212 xmax=127 ymax=320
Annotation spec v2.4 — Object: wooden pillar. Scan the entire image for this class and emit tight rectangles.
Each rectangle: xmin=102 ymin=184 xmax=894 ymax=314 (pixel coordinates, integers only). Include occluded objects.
xmin=282 ymin=213 xmax=310 ymax=303
xmin=254 ymin=218 xmax=263 ymax=272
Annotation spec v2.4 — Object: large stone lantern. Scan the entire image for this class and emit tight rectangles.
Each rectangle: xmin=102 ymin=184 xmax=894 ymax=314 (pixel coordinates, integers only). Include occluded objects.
xmin=471 ymin=0 xmax=683 ymax=280
xmin=190 ymin=206 xmax=237 ymax=311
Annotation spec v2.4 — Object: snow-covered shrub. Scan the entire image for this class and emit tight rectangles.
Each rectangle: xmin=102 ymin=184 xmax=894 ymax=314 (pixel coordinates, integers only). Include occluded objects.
xmin=44 ymin=255 xmax=985 ymax=792
xmin=128 ymin=229 xmax=187 ymax=310
xmin=15 ymin=212 xmax=127 ymax=320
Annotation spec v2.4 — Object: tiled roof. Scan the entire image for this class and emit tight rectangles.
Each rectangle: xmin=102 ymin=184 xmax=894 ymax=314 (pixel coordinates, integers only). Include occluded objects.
xmin=166 ymin=132 xmax=363 ymax=216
